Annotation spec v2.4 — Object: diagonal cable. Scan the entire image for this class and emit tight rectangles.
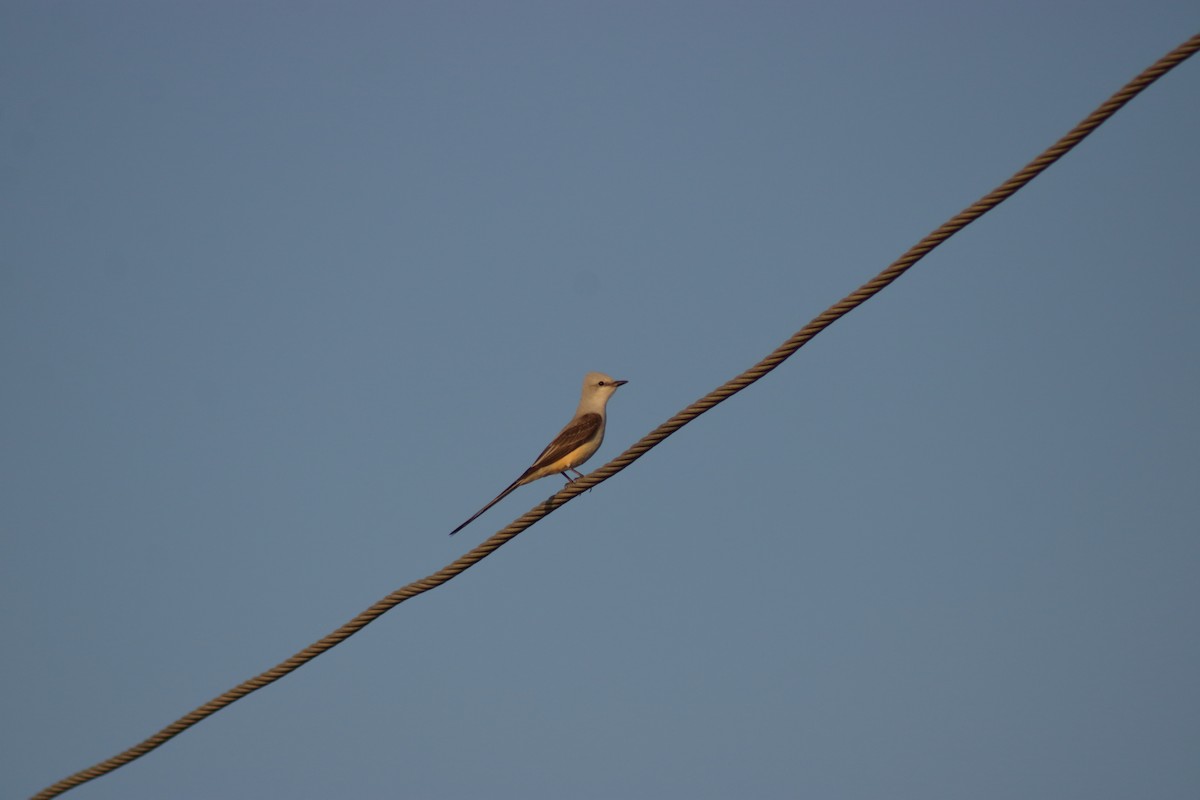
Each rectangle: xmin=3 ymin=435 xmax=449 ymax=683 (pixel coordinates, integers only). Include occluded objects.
xmin=31 ymin=31 xmax=1200 ymax=800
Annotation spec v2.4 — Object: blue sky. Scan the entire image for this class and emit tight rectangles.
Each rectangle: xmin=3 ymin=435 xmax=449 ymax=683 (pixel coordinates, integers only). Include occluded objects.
xmin=3 ymin=4 xmax=1198 ymax=799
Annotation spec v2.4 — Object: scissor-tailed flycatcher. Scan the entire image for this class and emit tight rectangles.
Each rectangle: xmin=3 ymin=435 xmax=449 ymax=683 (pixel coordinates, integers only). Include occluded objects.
xmin=449 ymin=371 xmax=627 ymax=536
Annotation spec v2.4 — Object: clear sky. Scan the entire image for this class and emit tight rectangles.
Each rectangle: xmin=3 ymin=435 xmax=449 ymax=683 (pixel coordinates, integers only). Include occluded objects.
xmin=3 ymin=4 xmax=1198 ymax=799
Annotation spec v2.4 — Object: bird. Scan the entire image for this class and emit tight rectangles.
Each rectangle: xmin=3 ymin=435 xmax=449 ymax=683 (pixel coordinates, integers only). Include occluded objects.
xmin=449 ymin=371 xmax=627 ymax=535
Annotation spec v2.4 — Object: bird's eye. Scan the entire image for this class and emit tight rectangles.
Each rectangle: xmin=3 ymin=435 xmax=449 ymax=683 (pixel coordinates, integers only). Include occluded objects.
xmin=598 ymin=380 xmax=606 ymax=386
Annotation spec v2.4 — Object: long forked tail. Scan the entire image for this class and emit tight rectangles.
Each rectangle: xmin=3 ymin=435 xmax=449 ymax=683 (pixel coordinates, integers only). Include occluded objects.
xmin=449 ymin=477 xmax=524 ymax=536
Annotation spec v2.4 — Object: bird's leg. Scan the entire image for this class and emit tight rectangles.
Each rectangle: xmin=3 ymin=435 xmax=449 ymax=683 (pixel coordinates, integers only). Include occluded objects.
xmin=561 ymin=469 xmax=591 ymax=492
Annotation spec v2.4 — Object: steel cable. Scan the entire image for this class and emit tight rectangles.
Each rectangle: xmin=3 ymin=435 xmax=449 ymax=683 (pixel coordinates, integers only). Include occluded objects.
xmin=31 ymin=30 xmax=1200 ymax=800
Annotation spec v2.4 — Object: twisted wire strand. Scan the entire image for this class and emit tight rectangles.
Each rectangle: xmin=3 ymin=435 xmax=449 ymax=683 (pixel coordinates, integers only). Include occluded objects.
xmin=32 ymin=31 xmax=1200 ymax=800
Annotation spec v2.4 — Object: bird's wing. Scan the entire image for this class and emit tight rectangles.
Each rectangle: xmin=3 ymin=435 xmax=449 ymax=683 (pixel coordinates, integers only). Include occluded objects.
xmin=527 ymin=412 xmax=602 ymax=473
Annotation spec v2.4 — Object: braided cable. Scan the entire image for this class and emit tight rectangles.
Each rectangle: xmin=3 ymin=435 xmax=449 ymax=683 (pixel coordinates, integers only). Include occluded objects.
xmin=31 ymin=31 xmax=1200 ymax=800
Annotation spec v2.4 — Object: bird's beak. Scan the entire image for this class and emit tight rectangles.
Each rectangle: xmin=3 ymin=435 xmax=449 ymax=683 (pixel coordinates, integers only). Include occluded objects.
xmin=613 ymin=379 xmax=628 ymax=387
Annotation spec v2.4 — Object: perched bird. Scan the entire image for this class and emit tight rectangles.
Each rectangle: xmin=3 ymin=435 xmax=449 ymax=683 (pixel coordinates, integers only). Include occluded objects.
xmin=449 ymin=372 xmax=627 ymax=535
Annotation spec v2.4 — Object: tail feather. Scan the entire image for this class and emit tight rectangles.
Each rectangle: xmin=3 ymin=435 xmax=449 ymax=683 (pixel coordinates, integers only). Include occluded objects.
xmin=448 ymin=477 xmax=524 ymax=536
